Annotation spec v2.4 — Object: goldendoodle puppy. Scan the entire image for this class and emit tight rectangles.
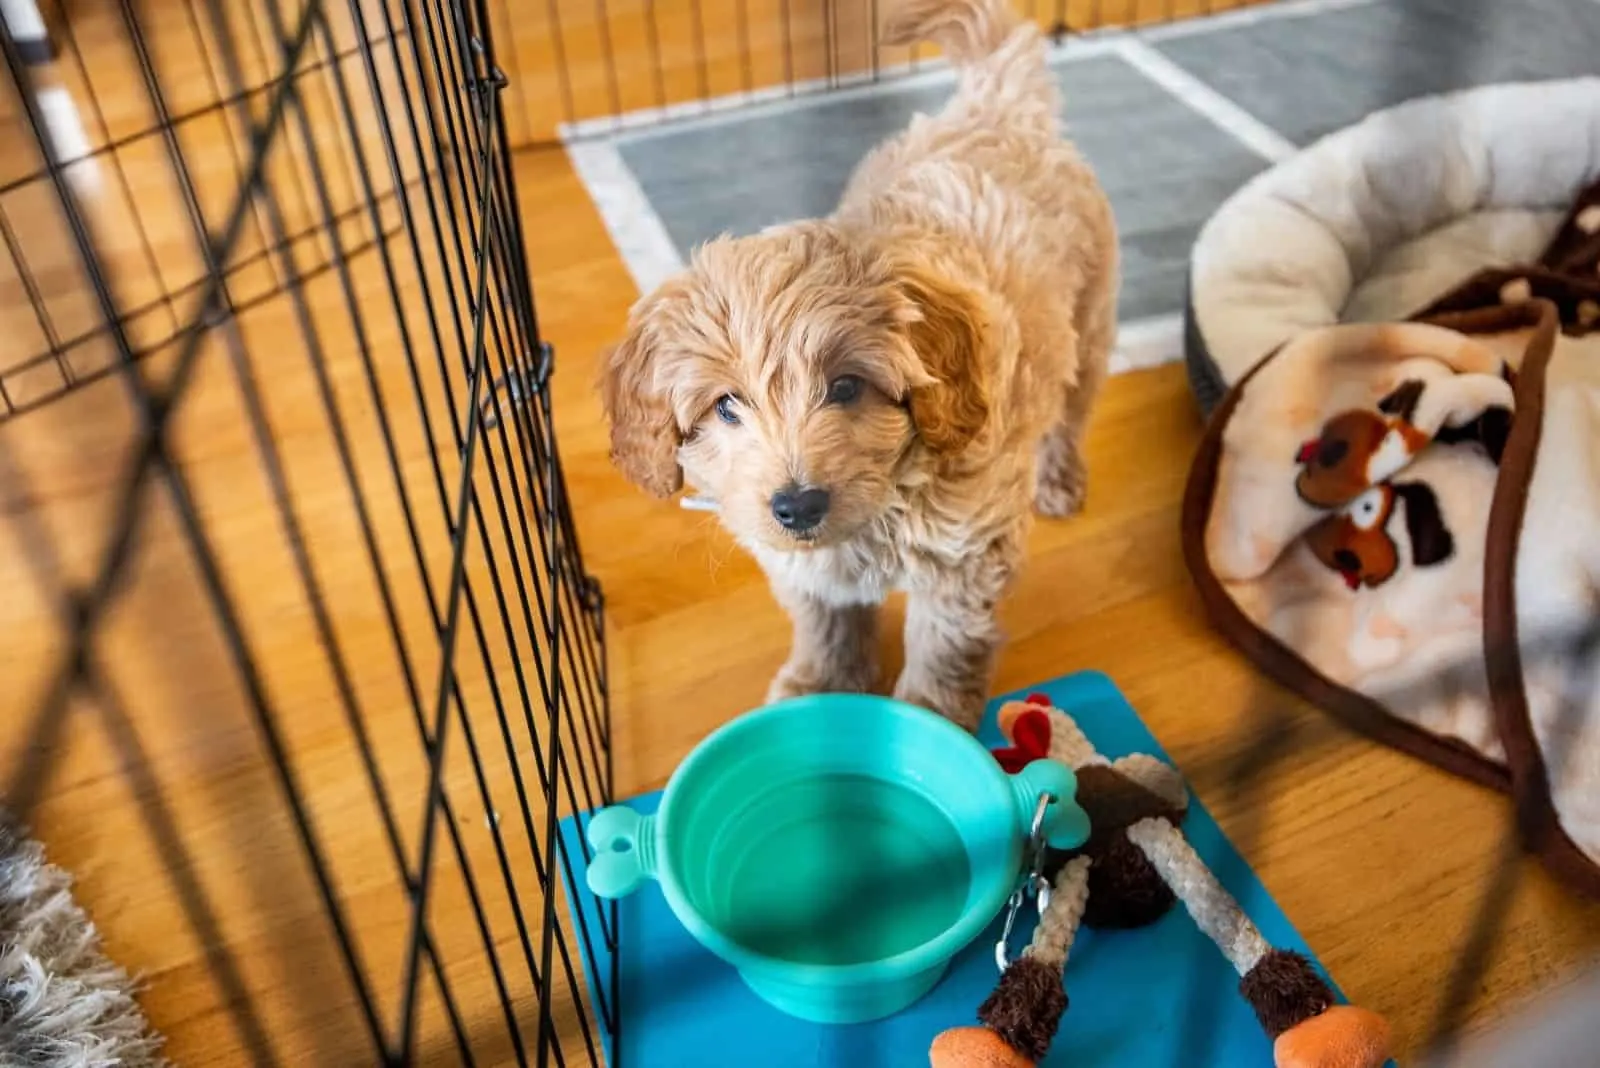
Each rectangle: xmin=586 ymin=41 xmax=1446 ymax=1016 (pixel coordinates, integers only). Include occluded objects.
xmin=600 ymin=0 xmax=1118 ymax=729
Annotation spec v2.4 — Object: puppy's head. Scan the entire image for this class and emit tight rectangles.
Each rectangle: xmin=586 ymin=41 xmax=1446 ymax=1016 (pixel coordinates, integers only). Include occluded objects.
xmin=599 ymin=223 xmax=989 ymax=551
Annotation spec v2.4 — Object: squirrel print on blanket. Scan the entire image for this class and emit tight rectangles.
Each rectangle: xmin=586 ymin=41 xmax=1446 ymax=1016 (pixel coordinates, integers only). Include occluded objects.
xmin=1292 ymin=375 xmax=1502 ymax=590
xmin=1294 ymin=375 xmax=1512 ymax=510
xmin=1303 ymin=482 xmax=1454 ymax=590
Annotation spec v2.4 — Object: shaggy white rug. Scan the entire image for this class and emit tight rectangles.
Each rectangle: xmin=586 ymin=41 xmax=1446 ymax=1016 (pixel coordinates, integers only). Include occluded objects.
xmin=0 ymin=819 xmax=165 ymax=1068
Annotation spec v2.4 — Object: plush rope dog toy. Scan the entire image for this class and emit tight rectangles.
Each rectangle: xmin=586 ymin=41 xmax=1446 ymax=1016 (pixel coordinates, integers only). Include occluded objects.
xmin=931 ymin=695 xmax=1393 ymax=1068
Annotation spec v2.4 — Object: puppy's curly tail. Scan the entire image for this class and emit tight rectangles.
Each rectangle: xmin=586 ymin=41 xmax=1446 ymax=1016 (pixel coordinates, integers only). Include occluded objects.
xmin=883 ymin=1 xmax=1056 ymax=131
xmin=881 ymin=0 xmax=1023 ymax=66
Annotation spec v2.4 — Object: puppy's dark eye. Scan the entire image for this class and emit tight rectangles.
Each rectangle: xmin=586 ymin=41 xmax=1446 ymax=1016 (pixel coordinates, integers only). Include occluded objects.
xmin=826 ymin=375 xmax=863 ymax=406
xmin=714 ymin=394 xmax=741 ymax=425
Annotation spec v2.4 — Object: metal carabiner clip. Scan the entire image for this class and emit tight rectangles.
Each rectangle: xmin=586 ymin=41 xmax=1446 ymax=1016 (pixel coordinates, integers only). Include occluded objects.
xmin=994 ymin=886 xmax=1028 ymax=972
xmin=994 ymin=791 xmax=1056 ymax=972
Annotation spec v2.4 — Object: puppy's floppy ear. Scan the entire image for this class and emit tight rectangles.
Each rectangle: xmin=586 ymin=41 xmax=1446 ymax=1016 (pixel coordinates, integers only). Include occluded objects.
xmin=598 ymin=320 xmax=683 ymax=498
xmin=895 ymin=263 xmax=990 ymax=454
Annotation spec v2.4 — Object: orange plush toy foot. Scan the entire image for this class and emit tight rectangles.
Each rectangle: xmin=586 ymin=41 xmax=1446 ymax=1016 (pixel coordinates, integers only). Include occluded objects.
xmin=1273 ymin=1005 xmax=1393 ymax=1068
xmin=929 ymin=1026 xmax=1037 ymax=1068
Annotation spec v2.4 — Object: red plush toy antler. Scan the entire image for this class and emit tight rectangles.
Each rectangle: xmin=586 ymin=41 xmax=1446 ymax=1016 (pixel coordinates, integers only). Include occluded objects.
xmin=991 ymin=693 xmax=1053 ymax=772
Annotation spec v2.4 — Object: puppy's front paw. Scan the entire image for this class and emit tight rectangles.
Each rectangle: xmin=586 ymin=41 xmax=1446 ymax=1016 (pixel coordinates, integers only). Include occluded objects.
xmin=894 ymin=676 xmax=985 ymax=733
xmin=766 ymin=657 xmax=877 ymax=705
xmin=1035 ymin=447 xmax=1087 ymax=518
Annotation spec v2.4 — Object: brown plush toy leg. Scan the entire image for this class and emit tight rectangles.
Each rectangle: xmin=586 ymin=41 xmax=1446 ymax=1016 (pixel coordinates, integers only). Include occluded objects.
xmin=1124 ymin=818 xmax=1393 ymax=1068
xmin=930 ymin=857 xmax=1092 ymax=1068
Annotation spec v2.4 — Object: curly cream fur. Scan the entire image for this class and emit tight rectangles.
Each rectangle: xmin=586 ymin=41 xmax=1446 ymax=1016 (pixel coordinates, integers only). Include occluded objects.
xmin=599 ymin=0 xmax=1118 ymax=728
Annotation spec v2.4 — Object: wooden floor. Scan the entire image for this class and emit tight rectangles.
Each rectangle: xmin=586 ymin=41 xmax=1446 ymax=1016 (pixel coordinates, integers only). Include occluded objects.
xmin=2 ymin=1 xmax=1598 ymax=1066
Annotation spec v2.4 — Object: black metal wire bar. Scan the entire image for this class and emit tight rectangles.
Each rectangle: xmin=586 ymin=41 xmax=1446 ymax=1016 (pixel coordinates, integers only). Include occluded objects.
xmin=532 ymin=313 xmax=566 ymax=1068
xmin=564 ymin=569 xmax=611 ymax=771
xmin=485 ymin=0 xmax=534 ymax=145
xmin=46 ymin=0 xmax=183 ymax=339
xmin=779 ymin=0 xmax=796 ymax=95
xmin=735 ymin=0 xmax=754 ymax=93
xmin=489 ymin=496 xmax=607 ymax=856
xmin=110 ymin=1 xmax=235 ymax=321
xmin=299 ymin=5 xmax=378 ymax=228
xmin=436 ymin=10 xmax=566 ymax=611
xmin=689 ymin=0 xmax=711 ymax=105
xmin=643 ymin=0 xmax=668 ymax=109
xmin=538 ymin=0 xmax=576 ymax=124
xmin=592 ymin=0 xmax=623 ymax=122
xmin=869 ymin=0 xmax=881 ymax=81
xmin=448 ymin=130 xmax=576 ymax=804
xmin=547 ymin=572 xmax=609 ymax=814
xmin=150 ymin=403 xmax=394 ymax=1057
xmin=495 ymin=375 xmax=608 ymax=818
xmin=470 ymin=0 xmax=547 ymax=357
xmin=823 ymin=0 xmax=838 ymax=88
xmin=228 ymin=0 xmax=329 ymax=271
xmin=0 ymin=198 xmax=66 ymax=384
xmin=31 ymin=192 xmax=389 ymax=357
xmin=542 ymin=598 xmax=619 ymax=972
xmin=132 ymin=0 xmax=282 ymax=295
xmin=414 ymin=1 xmax=508 ymax=351
xmin=418 ymin=10 xmax=558 ymax=804
xmin=596 ymin=581 xmax=619 ymax=1034
xmin=484 ymin=394 xmax=603 ymax=822
xmin=423 ymin=5 xmax=611 ymax=1040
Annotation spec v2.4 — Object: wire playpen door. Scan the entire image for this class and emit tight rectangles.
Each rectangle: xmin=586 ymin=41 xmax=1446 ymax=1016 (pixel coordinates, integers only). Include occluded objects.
xmin=2 ymin=1 xmax=614 ymax=1064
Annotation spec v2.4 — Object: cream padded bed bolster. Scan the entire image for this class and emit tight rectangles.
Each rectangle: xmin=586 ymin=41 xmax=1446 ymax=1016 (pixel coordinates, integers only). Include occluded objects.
xmin=1185 ymin=78 xmax=1600 ymax=414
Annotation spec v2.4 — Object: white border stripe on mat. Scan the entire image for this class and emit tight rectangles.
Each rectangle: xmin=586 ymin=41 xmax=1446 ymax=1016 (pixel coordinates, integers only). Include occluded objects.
xmin=1142 ymin=0 xmax=1382 ymax=42
xmin=565 ymin=138 xmax=683 ymax=297
xmin=1112 ymin=38 xmax=1296 ymax=162
xmin=1110 ymin=314 xmax=1184 ymax=375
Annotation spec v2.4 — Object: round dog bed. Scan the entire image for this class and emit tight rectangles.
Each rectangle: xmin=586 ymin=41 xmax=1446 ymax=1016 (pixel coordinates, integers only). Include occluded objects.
xmin=1184 ymin=78 xmax=1600 ymax=415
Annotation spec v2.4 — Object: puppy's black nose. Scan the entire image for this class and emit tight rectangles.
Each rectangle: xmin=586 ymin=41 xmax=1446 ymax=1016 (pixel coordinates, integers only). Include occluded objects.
xmin=770 ymin=485 xmax=830 ymax=533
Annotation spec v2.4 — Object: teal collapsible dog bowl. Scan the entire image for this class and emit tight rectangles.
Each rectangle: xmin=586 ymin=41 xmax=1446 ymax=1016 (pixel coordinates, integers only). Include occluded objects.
xmin=584 ymin=694 xmax=1089 ymax=1024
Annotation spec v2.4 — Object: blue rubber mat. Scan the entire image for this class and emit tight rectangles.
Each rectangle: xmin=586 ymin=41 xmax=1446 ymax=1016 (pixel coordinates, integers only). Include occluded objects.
xmin=559 ymin=670 xmax=1353 ymax=1066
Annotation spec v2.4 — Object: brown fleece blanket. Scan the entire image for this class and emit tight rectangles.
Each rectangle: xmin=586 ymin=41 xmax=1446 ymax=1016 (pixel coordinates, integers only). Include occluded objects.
xmin=1184 ymin=180 xmax=1600 ymax=896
